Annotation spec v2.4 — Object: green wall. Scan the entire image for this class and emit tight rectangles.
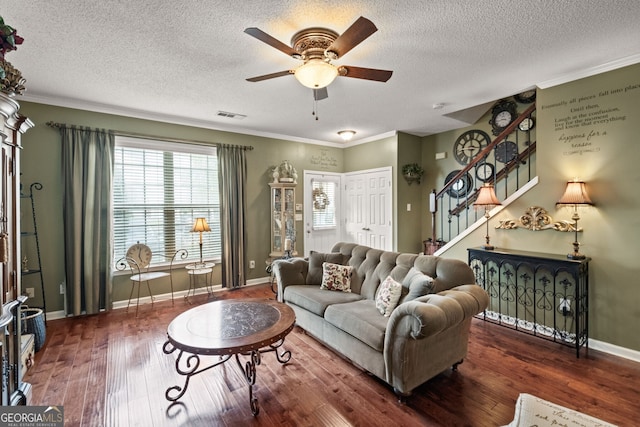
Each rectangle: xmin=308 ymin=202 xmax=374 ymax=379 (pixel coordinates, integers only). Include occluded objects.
xmin=439 ymin=63 xmax=640 ymax=352
xmin=18 ymin=102 xmax=344 ymax=310
xmin=396 ymin=132 xmax=424 ymax=253
xmin=17 ymin=61 xmax=640 ymax=352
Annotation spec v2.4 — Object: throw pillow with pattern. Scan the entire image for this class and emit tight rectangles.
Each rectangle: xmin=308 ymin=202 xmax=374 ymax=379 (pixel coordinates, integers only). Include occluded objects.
xmin=376 ymin=275 xmax=403 ymax=316
xmin=320 ymin=262 xmax=354 ymax=292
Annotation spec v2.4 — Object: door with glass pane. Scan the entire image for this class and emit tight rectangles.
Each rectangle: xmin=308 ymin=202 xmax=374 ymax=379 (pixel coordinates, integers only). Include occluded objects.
xmin=303 ymin=172 xmax=341 ymax=256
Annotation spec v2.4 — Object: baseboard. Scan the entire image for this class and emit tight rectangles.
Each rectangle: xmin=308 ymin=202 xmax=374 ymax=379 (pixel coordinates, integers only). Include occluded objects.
xmin=45 ymin=275 xmax=272 ymax=319
xmin=589 ymin=338 xmax=640 ymax=363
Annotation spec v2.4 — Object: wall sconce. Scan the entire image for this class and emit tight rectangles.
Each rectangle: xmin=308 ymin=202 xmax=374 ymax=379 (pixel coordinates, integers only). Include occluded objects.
xmin=473 ymin=183 xmax=501 ymax=250
xmin=190 ymin=217 xmax=211 ymax=265
xmin=556 ymin=180 xmax=593 ymax=259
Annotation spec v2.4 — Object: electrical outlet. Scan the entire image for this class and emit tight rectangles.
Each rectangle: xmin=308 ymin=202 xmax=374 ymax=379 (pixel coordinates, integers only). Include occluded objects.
xmin=25 ymin=287 xmax=35 ymax=298
xmin=249 ymin=260 xmax=255 ymax=269
xmin=559 ymin=298 xmax=571 ymax=316
xmin=60 ymin=283 xmax=65 ymax=294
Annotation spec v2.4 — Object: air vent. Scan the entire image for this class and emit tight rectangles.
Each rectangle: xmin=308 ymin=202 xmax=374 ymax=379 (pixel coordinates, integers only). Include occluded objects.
xmin=216 ymin=111 xmax=246 ymax=120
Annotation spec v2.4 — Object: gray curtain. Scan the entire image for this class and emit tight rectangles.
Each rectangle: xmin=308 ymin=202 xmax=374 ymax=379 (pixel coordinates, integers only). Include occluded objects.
xmin=217 ymin=145 xmax=248 ymax=288
xmin=60 ymin=126 xmax=114 ymax=315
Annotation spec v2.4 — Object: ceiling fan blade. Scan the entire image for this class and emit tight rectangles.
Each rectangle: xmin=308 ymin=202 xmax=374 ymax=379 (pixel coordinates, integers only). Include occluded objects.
xmin=246 ymin=70 xmax=293 ymax=82
xmin=338 ymin=66 xmax=393 ymax=82
xmin=313 ymin=87 xmax=328 ymax=101
xmin=327 ymin=16 xmax=378 ymax=58
xmin=244 ymin=27 xmax=300 ymax=58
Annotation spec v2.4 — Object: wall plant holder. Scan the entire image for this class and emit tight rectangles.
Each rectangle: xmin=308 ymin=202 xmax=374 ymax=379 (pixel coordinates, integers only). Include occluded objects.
xmin=402 ymin=163 xmax=424 ymax=185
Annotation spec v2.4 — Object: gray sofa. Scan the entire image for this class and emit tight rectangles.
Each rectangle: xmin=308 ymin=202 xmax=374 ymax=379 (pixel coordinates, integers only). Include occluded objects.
xmin=272 ymin=242 xmax=489 ymax=397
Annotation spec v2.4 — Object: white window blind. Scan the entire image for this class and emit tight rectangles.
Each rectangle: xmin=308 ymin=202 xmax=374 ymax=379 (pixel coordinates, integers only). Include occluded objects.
xmin=113 ymin=137 xmax=220 ymax=267
xmin=311 ymin=179 xmax=337 ymax=230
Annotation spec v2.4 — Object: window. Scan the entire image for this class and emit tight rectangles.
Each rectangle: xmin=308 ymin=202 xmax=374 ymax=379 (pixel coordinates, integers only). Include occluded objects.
xmin=311 ymin=179 xmax=337 ymax=230
xmin=113 ymin=137 xmax=220 ymax=267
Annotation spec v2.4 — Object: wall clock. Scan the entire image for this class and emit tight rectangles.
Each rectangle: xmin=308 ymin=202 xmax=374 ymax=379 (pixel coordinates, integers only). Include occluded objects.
xmin=494 ymin=140 xmax=518 ymax=163
xmin=445 ymin=170 xmax=473 ymax=198
xmin=514 ymin=90 xmax=536 ymax=104
xmin=489 ymin=100 xmax=518 ymax=136
xmin=518 ymin=117 xmax=535 ymax=132
xmin=475 ymin=162 xmax=495 ymax=182
xmin=453 ymin=129 xmax=491 ymax=165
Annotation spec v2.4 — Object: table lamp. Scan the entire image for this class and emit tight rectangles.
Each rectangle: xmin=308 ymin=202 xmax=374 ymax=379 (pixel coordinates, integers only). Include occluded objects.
xmin=473 ymin=183 xmax=501 ymax=250
xmin=191 ymin=217 xmax=211 ymax=265
xmin=556 ymin=180 xmax=593 ymax=259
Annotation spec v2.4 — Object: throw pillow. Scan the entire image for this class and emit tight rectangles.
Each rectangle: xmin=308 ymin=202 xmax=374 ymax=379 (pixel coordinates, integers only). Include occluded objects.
xmin=307 ymin=251 xmax=345 ymax=285
xmin=401 ymin=267 xmax=435 ymax=302
xmin=376 ymin=276 xmax=403 ymax=317
xmin=320 ymin=262 xmax=353 ymax=292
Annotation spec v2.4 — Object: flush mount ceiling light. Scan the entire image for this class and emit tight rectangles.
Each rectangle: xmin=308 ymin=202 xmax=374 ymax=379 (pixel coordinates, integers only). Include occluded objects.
xmin=294 ymin=59 xmax=339 ymax=89
xmin=338 ymin=130 xmax=356 ymax=141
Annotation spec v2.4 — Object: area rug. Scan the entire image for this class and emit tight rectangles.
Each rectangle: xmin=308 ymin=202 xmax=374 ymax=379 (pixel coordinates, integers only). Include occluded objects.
xmin=503 ymin=393 xmax=617 ymax=427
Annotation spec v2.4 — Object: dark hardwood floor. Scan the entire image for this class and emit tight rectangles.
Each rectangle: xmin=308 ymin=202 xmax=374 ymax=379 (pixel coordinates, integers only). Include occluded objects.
xmin=24 ymin=284 xmax=639 ymax=426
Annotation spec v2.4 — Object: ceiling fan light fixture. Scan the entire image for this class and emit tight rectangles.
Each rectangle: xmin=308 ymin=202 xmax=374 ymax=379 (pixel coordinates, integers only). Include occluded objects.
xmin=294 ymin=59 xmax=338 ymax=89
xmin=338 ymin=130 xmax=356 ymax=141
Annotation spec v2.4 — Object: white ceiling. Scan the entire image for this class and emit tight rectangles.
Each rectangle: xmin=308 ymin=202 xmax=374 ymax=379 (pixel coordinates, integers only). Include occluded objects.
xmin=4 ymin=1 xmax=640 ymax=145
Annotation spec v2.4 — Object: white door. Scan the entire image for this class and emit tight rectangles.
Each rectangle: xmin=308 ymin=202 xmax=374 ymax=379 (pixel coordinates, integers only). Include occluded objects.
xmin=303 ymin=171 xmax=342 ymax=256
xmin=344 ymin=167 xmax=392 ymax=250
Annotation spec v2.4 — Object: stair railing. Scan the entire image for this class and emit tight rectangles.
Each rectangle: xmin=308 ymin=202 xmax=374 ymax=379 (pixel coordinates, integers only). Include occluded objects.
xmin=428 ymin=103 xmax=536 ymax=251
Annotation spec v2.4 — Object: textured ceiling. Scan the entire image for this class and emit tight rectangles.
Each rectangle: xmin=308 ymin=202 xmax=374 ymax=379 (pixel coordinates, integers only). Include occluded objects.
xmin=3 ymin=1 xmax=640 ymax=145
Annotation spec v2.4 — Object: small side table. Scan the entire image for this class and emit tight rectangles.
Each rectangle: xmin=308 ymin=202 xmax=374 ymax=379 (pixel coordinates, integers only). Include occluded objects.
xmin=184 ymin=262 xmax=215 ymax=303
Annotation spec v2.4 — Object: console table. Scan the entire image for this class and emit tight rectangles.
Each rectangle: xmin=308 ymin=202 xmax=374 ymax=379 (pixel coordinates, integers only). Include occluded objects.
xmin=468 ymin=247 xmax=590 ymax=357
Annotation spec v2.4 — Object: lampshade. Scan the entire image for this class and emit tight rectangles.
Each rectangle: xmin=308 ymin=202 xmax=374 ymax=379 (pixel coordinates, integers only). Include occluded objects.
xmin=294 ymin=59 xmax=338 ymax=89
xmin=338 ymin=130 xmax=356 ymax=141
xmin=191 ymin=217 xmax=211 ymax=233
xmin=556 ymin=181 xmax=593 ymax=206
xmin=474 ymin=184 xmax=501 ymax=209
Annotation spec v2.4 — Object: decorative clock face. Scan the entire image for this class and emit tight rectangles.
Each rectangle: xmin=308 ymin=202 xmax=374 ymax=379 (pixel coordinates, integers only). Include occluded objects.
xmin=475 ymin=162 xmax=495 ymax=182
xmin=126 ymin=243 xmax=153 ymax=268
xmin=445 ymin=170 xmax=473 ymax=198
xmin=494 ymin=111 xmax=512 ymax=127
xmin=494 ymin=140 xmax=518 ymax=163
xmin=453 ymin=129 xmax=491 ymax=165
xmin=518 ymin=117 xmax=535 ymax=131
xmin=490 ymin=100 xmax=518 ymax=136
xmin=514 ymin=90 xmax=536 ymax=104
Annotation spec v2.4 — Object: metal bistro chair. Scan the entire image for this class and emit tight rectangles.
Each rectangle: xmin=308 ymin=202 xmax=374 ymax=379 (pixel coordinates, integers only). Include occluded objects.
xmin=116 ymin=242 xmax=187 ymax=316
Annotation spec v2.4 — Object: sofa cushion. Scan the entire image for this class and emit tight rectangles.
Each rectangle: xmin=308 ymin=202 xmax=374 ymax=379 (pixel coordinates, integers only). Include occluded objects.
xmin=375 ymin=276 xmax=403 ymax=317
xmin=324 ymin=300 xmax=388 ymax=352
xmin=320 ymin=262 xmax=354 ymax=292
xmin=284 ymin=285 xmax=363 ymax=317
xmin=306 ymin=251 xmax=345 ymax=285
xmin=399 ymin=266 xmax=435 ymax=304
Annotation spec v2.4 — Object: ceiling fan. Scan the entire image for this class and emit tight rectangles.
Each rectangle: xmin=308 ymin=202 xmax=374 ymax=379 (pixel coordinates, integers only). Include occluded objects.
xmin=244 ymin=16 xmax=393 ymax=100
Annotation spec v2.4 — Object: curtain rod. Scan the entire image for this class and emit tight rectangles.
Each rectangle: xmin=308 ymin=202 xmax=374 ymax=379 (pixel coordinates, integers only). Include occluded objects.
xmin=45 ymin=121 xmax=254 ymax=151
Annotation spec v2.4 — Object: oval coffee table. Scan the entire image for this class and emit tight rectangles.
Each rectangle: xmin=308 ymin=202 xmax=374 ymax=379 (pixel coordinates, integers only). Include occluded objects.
xmin=163 ymin=298 xmax=295 ymax=416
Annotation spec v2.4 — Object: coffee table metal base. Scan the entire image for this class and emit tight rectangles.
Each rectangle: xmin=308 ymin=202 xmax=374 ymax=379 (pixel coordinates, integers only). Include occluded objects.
xmin=163 ymin=299 xmax=295 ymax=415
xmin=163 ymin=338 xmax=291 ymax=415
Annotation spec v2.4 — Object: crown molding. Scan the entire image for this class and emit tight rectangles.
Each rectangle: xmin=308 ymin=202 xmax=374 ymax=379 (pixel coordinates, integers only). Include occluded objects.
xmin=537 ymin=53 xmax=640 ymax=89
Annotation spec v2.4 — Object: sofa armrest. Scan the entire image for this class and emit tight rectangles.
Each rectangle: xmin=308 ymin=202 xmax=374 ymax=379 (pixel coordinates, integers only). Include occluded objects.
xmin=383 ymin=284 xmax=489 ymax=391
xmin=272 ymin=258 xmax=309 ymax=301
xmin=386 ymin=284 xmax=488 ymax=340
